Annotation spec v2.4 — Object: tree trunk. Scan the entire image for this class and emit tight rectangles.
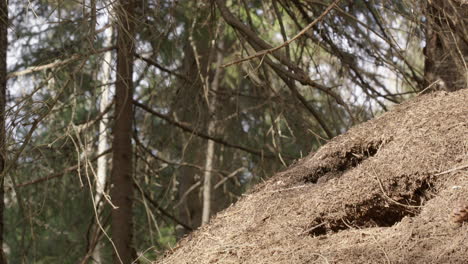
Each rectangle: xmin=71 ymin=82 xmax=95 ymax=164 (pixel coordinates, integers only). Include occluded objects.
xmin=175 ymin=21 xmax=234 ymax=237
xmin=424 ymin=0 xmax=468 ymax=92
xmin=175 ymin=33 xmax=215 ymax=236
xmin=92 ymin=9 xmax=113 ymax=264
xmin=111 ymin=0 xmax=135 ymax=263
xmin=201 ymin=44 xmax=224 ymax=225
xmin=0 ymin=0 xmax=6 ymax=262
xmin=175 ymin=42 xmax=205 ymax=238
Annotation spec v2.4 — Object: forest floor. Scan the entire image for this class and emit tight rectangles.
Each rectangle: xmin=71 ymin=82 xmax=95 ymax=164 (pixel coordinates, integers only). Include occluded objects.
xmin=155 ymin=89 xmax=468 ymax=264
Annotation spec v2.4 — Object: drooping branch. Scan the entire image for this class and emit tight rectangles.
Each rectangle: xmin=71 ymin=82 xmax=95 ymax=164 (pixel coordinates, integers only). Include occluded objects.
xmin=7 ymin=46 xmax=115 ymax=80
xmin=133 ymin=100 xmax=283 ymax=159
xmin=135 ymin=183 xmax=193 ymax=231
xmin=293 ymin=1 xmax=400 ymax=104
xmin=133 ymin=134 xmax=231 ymax=177
xmin=12 ymin=149 xmax=112 ymax=189
xmin=222 ymin=0 xmax=341 ymax=67
xmin=134 ymin=53 xmax=191 ymax=82
xmin=215 ymin=0 xmax=355 ymax=127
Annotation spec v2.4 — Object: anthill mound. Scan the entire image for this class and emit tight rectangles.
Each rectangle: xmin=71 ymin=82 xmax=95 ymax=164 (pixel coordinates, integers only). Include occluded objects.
xmin=156 ymin=90 xmax=468 ymax=264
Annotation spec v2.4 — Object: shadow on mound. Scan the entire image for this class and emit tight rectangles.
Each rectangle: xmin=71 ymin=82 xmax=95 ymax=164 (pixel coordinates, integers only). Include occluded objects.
xmin=303 ymin=169 xmax=434 ymax=237
xmin=306 ymin=139 xmax=387 ymax=184
xmin=156 ymin=90 xmax=468 ymax=264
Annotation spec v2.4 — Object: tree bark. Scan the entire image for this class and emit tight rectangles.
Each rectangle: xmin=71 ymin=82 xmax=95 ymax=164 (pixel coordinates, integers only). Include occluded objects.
xmin=201 ymin=43 xmax=224 ymax=225
xmin=175 ymin=42 xmax=205 ymax=238
xmin=424 ymin=0 xmax=468 ymax=92
xmin=111 ymin=0 xmax=135 ymax=263
xmin=175 ymin=17 xmax=240 ymax=237
xmin=92 ymin=8 xmax=113 ymax=263
xmin=175 ymin=27 xmax=217 ymax=236
xmin=0 ymin=0 xmax=7 ymax=262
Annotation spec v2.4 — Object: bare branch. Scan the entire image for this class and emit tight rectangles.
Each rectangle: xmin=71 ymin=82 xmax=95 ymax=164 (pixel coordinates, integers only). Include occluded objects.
xmin=134 ymin=53 xmax=190 ymax=82
xmin=7 ymin=46 xmax=115 ymax=80
xmin=133 ymin=100 xmax=284 ymax=159
xmin=12 ymin=149 xmax=112 ymax=189
xmin=215 ymin=0 xmax=355 ymax=123
xmin=222 ymin=0 xmax=341 ymax=68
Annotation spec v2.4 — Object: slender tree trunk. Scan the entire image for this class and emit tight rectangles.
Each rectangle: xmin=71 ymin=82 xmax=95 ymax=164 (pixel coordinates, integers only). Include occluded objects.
xmin=111 ymin=0 xmax=135 ymax=263
xmin=175 ymin=21 xmax=233 ymax=237
xmin=201 ymin=134 xmax=215 ymax=225
xmin=92 ymin=10 xmax=113 ymax=264
xmin=175 ymin=43 xmax=204 ymax=238
xmin=0 ymin=0 xmax=7 ymax=262
xmin=175 ymin=36 xmax=216 ymax=235
xmin=96 ymin=30 xmax=112 ymax=207
xmin=424 ymin=0 xmax=468 ymax=92
xmin=201 ymin=44 xmax=224 ymax=225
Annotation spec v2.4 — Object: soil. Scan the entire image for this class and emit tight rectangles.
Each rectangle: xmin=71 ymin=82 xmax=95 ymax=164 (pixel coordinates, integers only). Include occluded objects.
xmin=155 ymin=90 xmax=468 ymax=264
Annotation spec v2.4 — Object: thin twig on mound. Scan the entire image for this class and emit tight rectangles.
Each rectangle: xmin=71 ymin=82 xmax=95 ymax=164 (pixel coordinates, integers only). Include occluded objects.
xmin=435 ymin=164 xmax=468 ymax=176
xmin=370 ymin=168 xmax=423 ymax=209
xmin=299 ymin=222 xmax=326 ymax=236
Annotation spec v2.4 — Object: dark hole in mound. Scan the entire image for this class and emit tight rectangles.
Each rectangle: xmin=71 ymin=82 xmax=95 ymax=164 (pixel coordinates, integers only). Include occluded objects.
xmin=337 ymin=145 xmax=379 ymax=172
xmin=306 ymin=141 xmax=384 ymax=184
xmin=353 ymin=203 xmax=418 ymax=227
xmin=307 ymin=197 xmax=422 ymax=237
xmin=412 ymin=179 xmax=433 ymax=203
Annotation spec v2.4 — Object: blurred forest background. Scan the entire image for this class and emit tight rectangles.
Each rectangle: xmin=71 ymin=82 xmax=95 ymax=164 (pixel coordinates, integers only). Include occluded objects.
xmin=0 ymin=0 xmax=466 ymax=263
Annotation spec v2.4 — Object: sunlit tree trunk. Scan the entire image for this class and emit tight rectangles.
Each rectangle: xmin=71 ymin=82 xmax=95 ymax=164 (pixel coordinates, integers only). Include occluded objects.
xmin=424 ymin=0 xmax=468 ymax=92
xmin=92 ymin=8 xmax=113 ymax=264
xmin=111 ymin=0 xmax=135 ymax=263
xmin=0 ymin=0 xmax=6 ymax=262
